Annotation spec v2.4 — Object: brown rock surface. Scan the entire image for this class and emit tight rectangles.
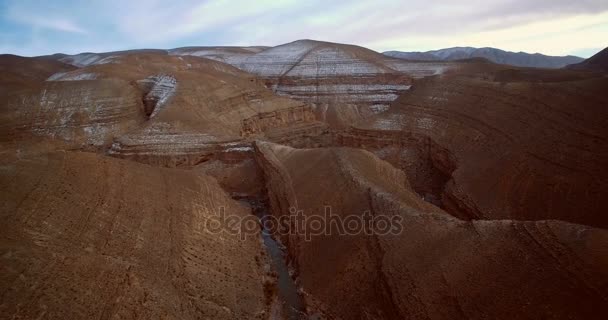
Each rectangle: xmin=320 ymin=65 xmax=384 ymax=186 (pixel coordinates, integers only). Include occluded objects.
xmin=253 ymin=141 xmax=608 ymax=319
xmin=349 ymin=68 xmax=608 ymax=228
xmin=0 ymin=151 xmax=270 ymax=319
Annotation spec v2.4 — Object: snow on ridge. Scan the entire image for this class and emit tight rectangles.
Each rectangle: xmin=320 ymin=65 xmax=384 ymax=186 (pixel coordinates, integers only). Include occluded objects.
xmin=93 ymin=55 xmax=118 ymax=65
xmin=138 ymin=75 xmax=178 ymax=118
xmin=59 ymin=53 xmax=104 ymax=67
xmin=46 ymin=72 xmax=97 ymax=81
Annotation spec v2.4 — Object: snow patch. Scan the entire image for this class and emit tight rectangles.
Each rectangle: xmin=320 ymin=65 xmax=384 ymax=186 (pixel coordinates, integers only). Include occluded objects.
xmin=138 ymin=75 xmax=177 ymax=118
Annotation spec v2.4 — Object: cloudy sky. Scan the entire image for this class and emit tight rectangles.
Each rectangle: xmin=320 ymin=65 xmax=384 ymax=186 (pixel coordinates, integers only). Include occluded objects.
xmin=1 ymin=0 xmax=606 ymax=57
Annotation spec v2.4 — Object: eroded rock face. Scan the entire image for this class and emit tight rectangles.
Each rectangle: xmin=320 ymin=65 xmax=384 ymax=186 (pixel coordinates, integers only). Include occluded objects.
xmin=354 ymin=73 xmax=608 ymax=228
xmin=1 ymin=79 xmax=144 ymax=148
xmin=0 ymin=151 xmax=270 ymax=320
xmin=253 ymin=141 xmax=608 ymax=319
xmin=137 ymin=74 xmax=178 ymax=118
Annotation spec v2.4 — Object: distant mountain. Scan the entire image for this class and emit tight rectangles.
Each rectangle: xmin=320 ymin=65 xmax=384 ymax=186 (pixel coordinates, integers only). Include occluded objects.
xmin=384 ymin=47 xmax=584 ymax=68
xmin=566 ymin=47 xmax=608 ymax=72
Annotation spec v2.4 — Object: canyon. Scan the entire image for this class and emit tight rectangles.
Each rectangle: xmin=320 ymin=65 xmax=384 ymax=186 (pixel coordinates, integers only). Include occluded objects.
xmin=1 ymin=40 xmax=607 ymax=319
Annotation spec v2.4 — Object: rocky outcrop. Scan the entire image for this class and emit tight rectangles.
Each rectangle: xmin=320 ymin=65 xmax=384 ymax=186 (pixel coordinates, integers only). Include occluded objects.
xmin=240 ymin=105 xmax=317 ymax=137
xmin=253 ymin=141 xmax=608 ymax=319
xmin=137 ymin=74 xmax=178 ymax=118
xmin=0 ymin=151 xmax=271 ymax=320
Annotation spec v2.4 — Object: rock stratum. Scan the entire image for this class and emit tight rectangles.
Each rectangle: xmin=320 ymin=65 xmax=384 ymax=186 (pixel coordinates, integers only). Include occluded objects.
xmin=2 ymin=41 xmax=608 ymax=319
xmin=348 ymin=68 xmax=608 ymax=228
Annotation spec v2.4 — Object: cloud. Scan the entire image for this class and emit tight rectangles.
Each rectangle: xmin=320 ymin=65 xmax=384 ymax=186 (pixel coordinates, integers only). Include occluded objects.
xmin=5 ymin=6 xmax=88 ymax=34
xmin=1 ymin=0 xmax=607 ymax=57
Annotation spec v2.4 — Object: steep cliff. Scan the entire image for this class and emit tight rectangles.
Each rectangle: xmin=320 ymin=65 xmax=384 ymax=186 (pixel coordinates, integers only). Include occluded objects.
xmin=353 ymin=71 xmax=608 ymax=227
xmin=253 ymin=141 xmax=608 ymax=319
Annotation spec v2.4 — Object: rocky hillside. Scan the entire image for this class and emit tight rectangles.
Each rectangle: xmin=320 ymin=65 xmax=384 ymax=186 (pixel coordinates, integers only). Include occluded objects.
xmin=349 ymin=64 xmax=608 ymax=228
xmin=384 ymin=47 xmax=584 ymax=68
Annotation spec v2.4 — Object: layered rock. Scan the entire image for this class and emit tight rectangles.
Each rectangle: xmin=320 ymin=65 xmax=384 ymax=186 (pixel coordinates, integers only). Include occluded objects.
xmin=253 ymin=141 xmax=608 ymax=319
xmin=0 ymin=151 xmax=270 ymax=319
xmin=169 ymin=46 xmax=268 ymax=65
xmin=352 ymin=70 xmax=608 ymax=227
xmin=0 ymin=79 xmax=145 ymax=148
xmin=210 ymin=40 xmax=416 ymax=126
xmin=94 ymin=54 xmax=315 ymax=166
xmin=137 ymin=74 xmax=178 ymax=118
xmin=2 ymin=52 xmax=315 ymax=165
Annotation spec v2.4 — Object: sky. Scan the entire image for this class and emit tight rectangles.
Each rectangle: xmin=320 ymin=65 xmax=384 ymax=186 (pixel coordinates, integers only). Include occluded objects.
xmin=1 ymin=0 xmax=607 ymax=58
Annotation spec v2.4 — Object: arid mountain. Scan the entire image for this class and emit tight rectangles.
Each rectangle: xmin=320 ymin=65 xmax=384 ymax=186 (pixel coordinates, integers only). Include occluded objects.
xmin=566 ymin=47 xmax=608 ymax=72
xmin=2 ymin=39 xmax=608 ymax=320
xmin=171 ymin=40 xmax=428 ymax=127
xmin=384 ymin=46 xmax=584 ymax=68
xmin=1 ymin=52 xmax=318 ymax=166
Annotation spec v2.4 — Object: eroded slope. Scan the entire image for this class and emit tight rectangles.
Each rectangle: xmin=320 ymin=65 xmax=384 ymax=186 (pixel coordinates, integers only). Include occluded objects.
xmin=349 ymin=70 xmax=608 ymax=228
xmin=0 ymin=151 xmax=270 ymax=319
xmin=254 ymin=141 xmax=608 ymax=319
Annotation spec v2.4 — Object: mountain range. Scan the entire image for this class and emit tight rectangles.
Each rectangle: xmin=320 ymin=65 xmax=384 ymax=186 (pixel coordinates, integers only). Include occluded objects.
xmin=383 ymin=46 xmax=584 ymax=68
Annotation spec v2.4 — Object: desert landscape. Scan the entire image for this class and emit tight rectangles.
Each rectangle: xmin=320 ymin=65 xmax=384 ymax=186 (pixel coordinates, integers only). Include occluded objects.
xmin=1 ymin=9 xmax=608 ymax=319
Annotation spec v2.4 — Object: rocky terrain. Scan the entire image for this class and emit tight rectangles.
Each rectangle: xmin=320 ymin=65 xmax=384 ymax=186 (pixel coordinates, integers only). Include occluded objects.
xmin=1 ymin=41 xmax=608 ymax=319
xmin=384 ymin=47 xmax=584 ymax=68
xmin=347 ymin=66 xmax=608 ymax=228
xmin=254 ymin=141 xmax=608 ymax=319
